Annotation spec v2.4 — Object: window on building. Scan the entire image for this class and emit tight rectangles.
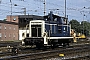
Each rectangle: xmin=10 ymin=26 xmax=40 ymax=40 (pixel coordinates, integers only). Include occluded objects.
xmin=14 ymin=28 xmax=15 ymax=30
xmin=0 ymin=33 xmax=2 ymax=37
xmin=13 ymin=18 xmax=16 ymax=21
xmin=5 ymin=26 xmax=6 ymax=30
xmin=13 ymin=34 xmax=15 ymax=37
xmin=0 ymin=25 xmax=2 ymax=29
xmin=5 ymin=34 xmax=6 ymax=38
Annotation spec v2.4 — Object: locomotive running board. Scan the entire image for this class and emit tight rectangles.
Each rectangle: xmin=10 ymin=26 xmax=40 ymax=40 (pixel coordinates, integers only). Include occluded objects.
xmin=47 ymin=37 xmax=73 ymax=39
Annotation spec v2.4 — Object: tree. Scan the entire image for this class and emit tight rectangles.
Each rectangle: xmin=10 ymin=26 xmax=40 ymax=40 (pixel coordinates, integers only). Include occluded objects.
xmin=3 ymin=19 xmax=7 ymax=21
xmin=81 ymin=21 xmax=90 ymax=36
xmin=69 ymin=19 xmax=80 ymax=33
xmin=70 ymin=19 xmax=90 ymax=36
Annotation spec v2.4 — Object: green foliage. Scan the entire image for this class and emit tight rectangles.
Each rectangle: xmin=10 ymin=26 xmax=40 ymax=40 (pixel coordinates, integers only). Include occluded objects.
xmin=3 ymin=19 xmax=7 ymax=21
xmin=69 ymin=19 xmax=80 ymax=32
xmin=69 ymin=19 xmax=90 ymax=36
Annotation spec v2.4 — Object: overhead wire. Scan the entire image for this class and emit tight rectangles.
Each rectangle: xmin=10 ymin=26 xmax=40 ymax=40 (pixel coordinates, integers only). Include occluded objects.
xmin=0 ymin=0 xmax=89 ymax=20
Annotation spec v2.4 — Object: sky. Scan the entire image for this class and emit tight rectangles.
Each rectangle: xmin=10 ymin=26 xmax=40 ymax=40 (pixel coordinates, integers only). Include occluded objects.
xmin=0 ymin=0 xmax=90 ymax=22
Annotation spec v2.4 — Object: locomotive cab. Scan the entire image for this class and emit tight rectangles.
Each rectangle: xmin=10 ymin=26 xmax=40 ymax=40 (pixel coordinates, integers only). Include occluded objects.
xmin=24 ymin=20 xmax=48 ymax=48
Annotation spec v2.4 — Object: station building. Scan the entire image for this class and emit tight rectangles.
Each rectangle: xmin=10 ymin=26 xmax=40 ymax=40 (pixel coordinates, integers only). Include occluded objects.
xmin=0 ymin=21 xmax=18 ymax=41
xmin=6 ymin=15 xmax=43 ymax=29
xmin=6 ymin=15 xmax=43 ymax=40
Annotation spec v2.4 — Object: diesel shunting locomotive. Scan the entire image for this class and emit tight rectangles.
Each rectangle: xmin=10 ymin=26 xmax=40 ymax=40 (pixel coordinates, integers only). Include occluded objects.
xmin=24 ymin=11 xmax=73 ymax=48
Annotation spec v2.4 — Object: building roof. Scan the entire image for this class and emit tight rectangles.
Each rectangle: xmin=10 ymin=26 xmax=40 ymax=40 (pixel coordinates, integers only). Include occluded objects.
xmin=7 ymin=15 xmax=44 ymax=20
xmin=0 ymin=20 xmax=18 ymax=25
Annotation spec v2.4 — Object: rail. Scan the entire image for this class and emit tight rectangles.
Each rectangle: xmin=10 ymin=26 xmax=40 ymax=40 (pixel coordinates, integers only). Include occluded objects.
xmin=0 ymin=44 xmax=90 ymax=60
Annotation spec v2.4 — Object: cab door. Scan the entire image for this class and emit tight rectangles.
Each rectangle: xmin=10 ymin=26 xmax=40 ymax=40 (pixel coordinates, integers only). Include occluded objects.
xmin=31 ymin=25 xmax=41 ymax=37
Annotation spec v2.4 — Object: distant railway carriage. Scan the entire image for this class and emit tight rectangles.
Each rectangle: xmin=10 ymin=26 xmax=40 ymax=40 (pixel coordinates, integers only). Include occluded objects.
xmin=24 ymin=11 xmax=73 ymax=48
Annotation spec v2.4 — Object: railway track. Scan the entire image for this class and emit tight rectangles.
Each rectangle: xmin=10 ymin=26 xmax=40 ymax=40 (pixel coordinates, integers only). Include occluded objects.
xmin=0 ymin=39 xmax=90 ymax=60
xmin=0 ymin=44 xmax=90 ymax=60
xmin=0 ymin=43 xmax=90 ymax=60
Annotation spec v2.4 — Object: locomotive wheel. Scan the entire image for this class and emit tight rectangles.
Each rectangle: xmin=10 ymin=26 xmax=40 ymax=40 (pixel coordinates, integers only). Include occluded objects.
xmin=36 ymin=42 xmax=44 ymax=50
xmin=51 ymin=43 xmax=57 ymax=49
xmin=63 ymin=43 xmax=69 ymax=47
xmin=12 ymin=47 xmax=19 ymax=55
